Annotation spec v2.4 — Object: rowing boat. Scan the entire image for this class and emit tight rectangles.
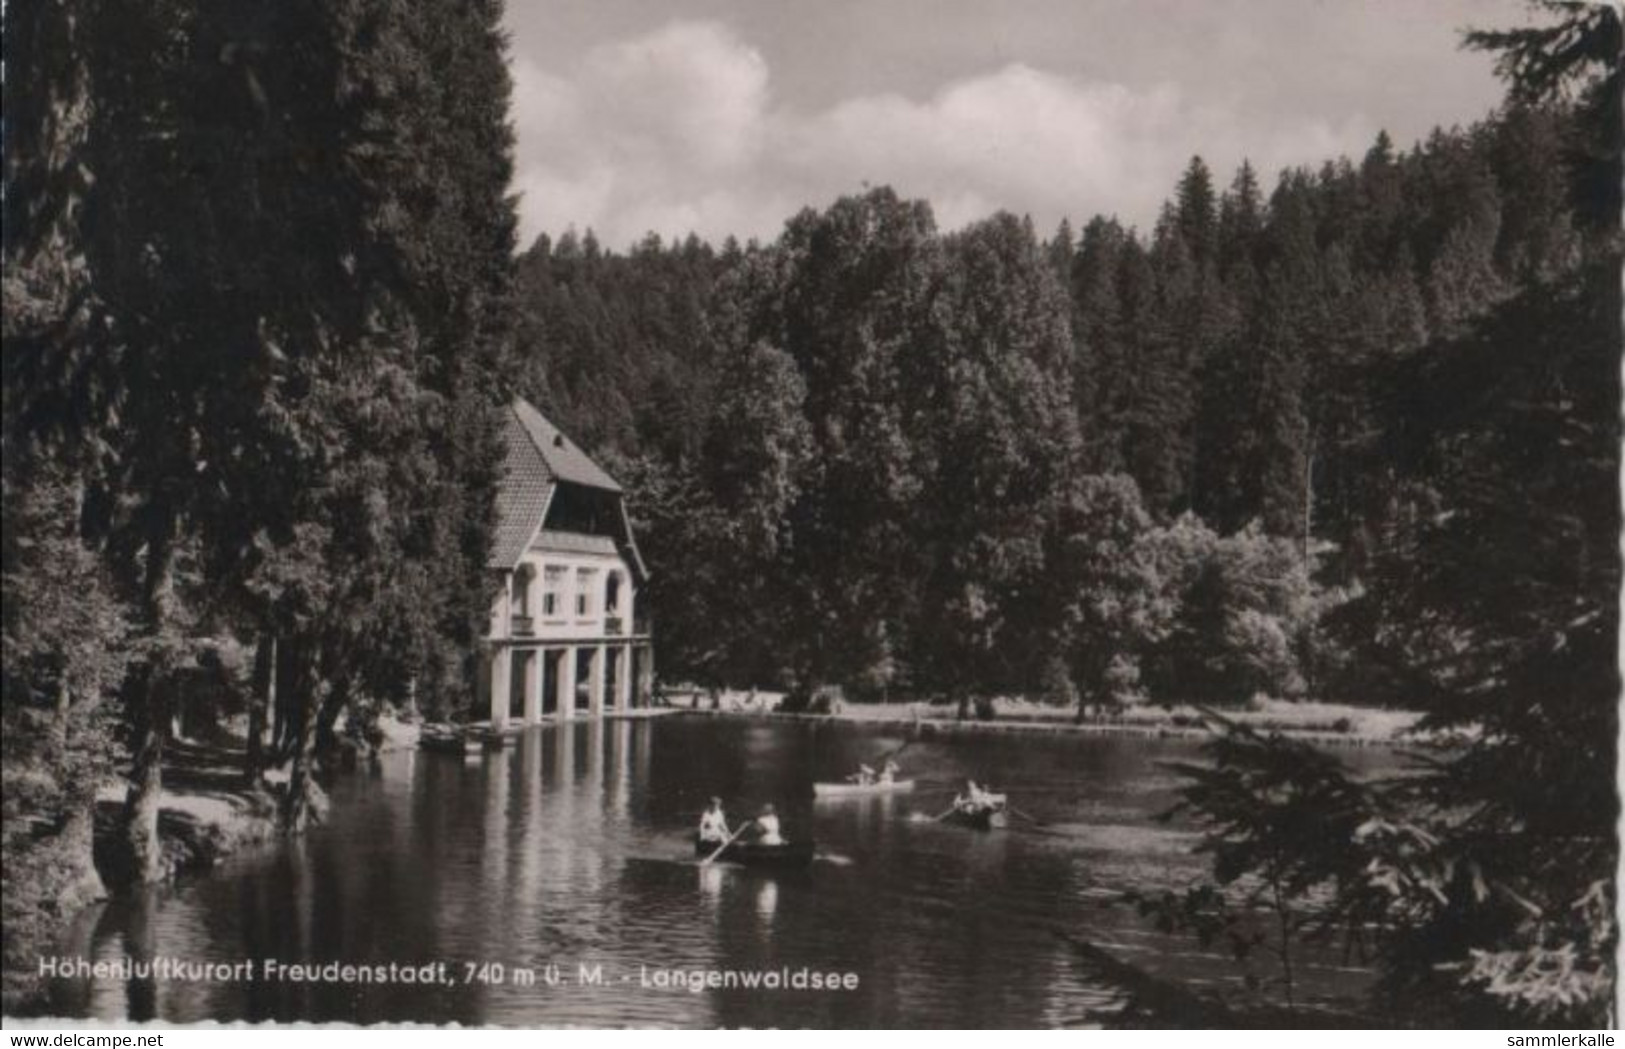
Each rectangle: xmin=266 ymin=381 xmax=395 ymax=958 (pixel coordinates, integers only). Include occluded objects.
xmin=942 ymin=804 xmax=1008 ymax=830
xmin=813 ymin=778 xmax=916 ymax=798
xmin=420 ymin=729 xmax=485 ymax=756
xmin=693 ymin=836 xmax=816 ymax=869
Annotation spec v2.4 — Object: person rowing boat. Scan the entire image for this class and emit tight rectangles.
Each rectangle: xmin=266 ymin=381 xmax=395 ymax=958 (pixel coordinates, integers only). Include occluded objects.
xmin=750 ymin=803 xmax=784 ymax=845
xmin=953 ymin=779 xmax=1007 ymax=819
xmin=695 ymin=801 xmax=812 ymax=867
xmin=697 ymin=797 xmax=731 ymax=846
xmin=847 ymin=758 xmax=902 ymax=786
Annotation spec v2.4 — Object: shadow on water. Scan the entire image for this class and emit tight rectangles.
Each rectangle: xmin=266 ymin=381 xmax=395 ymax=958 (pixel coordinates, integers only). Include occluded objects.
xmin=47 ymin=717 xmax=1398 ymax=1027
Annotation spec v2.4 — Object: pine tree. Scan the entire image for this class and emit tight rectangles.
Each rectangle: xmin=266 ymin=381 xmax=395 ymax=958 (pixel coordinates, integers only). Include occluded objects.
xmin=1070 ymin=216 xmax=1133 ymax=474
xmin=0 ymin=0 xmax=129 ymax=940
xmin=1466 ymin=2 xmax=1621 ymax=233
xmin=1175 ymin=156 xmax=1219 ymax=266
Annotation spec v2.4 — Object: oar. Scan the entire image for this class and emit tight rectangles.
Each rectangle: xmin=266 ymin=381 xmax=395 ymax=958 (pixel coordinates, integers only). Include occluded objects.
xmin=931 ymin=803 xmax=960 ymax=821
xmin=877 ymin=738 xmax=915 ymax=764
xmin=700 ymin=822 xmax=750 ymax=867
xmin=1006 ymin=804 xmax=1045 ymax=826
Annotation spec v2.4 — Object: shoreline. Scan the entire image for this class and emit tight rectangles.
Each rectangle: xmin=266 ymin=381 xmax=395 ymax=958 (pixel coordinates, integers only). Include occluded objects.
xmin=669 ymin=702 xmax=1422 ymax=750
xmin=7 ymin=742 xmax=282 ymax=1015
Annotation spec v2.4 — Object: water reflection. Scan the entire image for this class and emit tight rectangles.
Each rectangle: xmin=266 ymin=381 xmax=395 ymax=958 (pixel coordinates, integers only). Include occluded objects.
xmin=47 ymin=719 xmax=1397 ymax=1027
xmin=753 ymin=879 xmax=778 ymax=925
xmin=698 ymin=863 xmax=725 ymax=907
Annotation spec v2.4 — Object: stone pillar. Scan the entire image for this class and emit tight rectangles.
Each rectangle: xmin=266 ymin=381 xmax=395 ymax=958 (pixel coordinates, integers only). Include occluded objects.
xmin=555 ymin=647 xmax=576 ymax=720
xmin=489 ymin=646 xmax=511 ymax=730
xmin=614 ymin=646 xmax=632 ymax=711
xmin=522 ymin=650 xmax=541 ymax=724
xmin=587 ymin=645 xmax=605 ymax=718
xmin=495 ymin=572 xmax=513 ymax=640
xmin=476 ymin=648 xmax=491 ymax=719
xmin=636 ymin=644 xmax=655 ymax=708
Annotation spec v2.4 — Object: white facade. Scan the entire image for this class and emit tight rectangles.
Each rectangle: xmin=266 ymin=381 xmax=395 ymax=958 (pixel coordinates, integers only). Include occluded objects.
xmin=480 ymin=535 xmax=652 ymax=729
xmin=488 ymin=534 xmax=637 ymax=645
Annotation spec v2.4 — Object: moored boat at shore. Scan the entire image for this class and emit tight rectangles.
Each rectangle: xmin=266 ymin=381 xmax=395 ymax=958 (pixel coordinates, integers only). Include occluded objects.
xmin=420 ymin=728 xmax=485 ymax=756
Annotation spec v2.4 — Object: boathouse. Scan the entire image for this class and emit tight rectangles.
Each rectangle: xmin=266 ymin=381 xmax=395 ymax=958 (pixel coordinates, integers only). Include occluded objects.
xmin=479 ymin=398 xmax=653 ymax=726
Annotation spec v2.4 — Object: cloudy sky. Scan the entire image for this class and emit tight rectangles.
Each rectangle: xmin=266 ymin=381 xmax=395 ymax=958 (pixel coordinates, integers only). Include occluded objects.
xmin=502 ymin=0 xmax=1530 ymax=251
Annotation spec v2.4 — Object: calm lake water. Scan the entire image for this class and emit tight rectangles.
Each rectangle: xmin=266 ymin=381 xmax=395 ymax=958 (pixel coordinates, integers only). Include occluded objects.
xmin=48 ymin=717 xmax=1399 ymax=1027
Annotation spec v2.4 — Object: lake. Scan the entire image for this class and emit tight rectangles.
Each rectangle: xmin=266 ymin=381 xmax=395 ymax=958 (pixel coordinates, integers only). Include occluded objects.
xmin=47 ymin=717 xmax=1400 ymax=1027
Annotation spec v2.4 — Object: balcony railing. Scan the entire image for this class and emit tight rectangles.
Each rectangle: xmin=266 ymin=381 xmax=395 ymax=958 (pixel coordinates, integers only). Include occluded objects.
xmin=511 ymin=615 xmax=535 ymax=637
xmin=604 ymin=616 xmax=624 ymax=636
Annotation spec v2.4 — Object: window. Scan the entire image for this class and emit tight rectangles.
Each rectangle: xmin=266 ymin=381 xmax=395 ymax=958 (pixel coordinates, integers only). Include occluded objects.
xmin=575 ymin=568 xmax=597 ymax=618
xmin=605 ymin=572 xmax=622 ymax=614
xmin=542 ymin=566 xmax=566 ymax=619
xmin=512 ymin=564 xmax=534 ymax=616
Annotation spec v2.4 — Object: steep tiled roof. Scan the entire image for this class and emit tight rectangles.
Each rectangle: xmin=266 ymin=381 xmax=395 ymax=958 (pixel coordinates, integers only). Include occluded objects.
xmin=488 ymin=409 xmax=555 ymax=570
xmin=488 ymin=399 xmax=627 ymax=571
xmin=512 ymin=398 xmax=622 ymax=493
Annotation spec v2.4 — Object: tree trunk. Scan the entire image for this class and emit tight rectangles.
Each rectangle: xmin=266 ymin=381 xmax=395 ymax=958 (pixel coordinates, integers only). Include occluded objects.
xmin=121 ymin=509 xmax=178 ymax=884
xmin=245 ymin=633 xmax=274 ymax=787
xmin=122 ymin=666 xmax=170 ymax=883
xmin=53 ymin=679 xmax=107 ymax=906
xmin=272 ymin=636 xmax=300 ymax=762
xmin=315 ymin=678 xmax=350 ymax=754
xmin=280 ymin=639 xmax=323 ymax=832
xmin=57 ymin=802 xmax=107 ymax=910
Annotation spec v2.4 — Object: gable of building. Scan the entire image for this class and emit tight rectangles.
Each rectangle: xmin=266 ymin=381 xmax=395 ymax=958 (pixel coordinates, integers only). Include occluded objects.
xmin=488 ymin=399 xmax=648 ymax=582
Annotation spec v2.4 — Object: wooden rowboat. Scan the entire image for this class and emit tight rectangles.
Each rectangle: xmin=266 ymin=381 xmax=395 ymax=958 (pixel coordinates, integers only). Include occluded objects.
xmin=943 ymin=804 xmax=1008 ymax=830
xmin=813 ymin=778 xmax=916 ymax=798
xmin=693 ymin=836 xmax=816 ymax=869
xmin=420 ymin=729 xmax=484 ymax=756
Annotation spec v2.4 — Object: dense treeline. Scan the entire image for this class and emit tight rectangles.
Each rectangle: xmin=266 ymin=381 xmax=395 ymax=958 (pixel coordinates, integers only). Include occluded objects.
xmin=510 ymin=101 xmax=1597 ymax=714
xmin=2 ymin=0 xmax=517 ymax=1007
xmin=508 ymin=5 xmax=1619 ymax=1024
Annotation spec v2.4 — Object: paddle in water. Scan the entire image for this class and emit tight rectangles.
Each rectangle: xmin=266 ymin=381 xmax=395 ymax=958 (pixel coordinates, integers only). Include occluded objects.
xmin=877 ymin=738 xmax=915 ymax=764
xmin=700 ymin=822 xmax=750 ymax=867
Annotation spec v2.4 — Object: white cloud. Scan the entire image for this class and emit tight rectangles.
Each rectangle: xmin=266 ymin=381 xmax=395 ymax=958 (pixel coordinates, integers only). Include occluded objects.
xmin=581 ymin=21 xmax=769 ymax=174
xmin=508 ymin=20 xmax=1377 ymax=250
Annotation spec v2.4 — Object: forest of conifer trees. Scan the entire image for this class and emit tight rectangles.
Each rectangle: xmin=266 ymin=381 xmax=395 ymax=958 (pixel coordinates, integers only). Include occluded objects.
xmin=507 ymin=97 xmax=1607 ymax=720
